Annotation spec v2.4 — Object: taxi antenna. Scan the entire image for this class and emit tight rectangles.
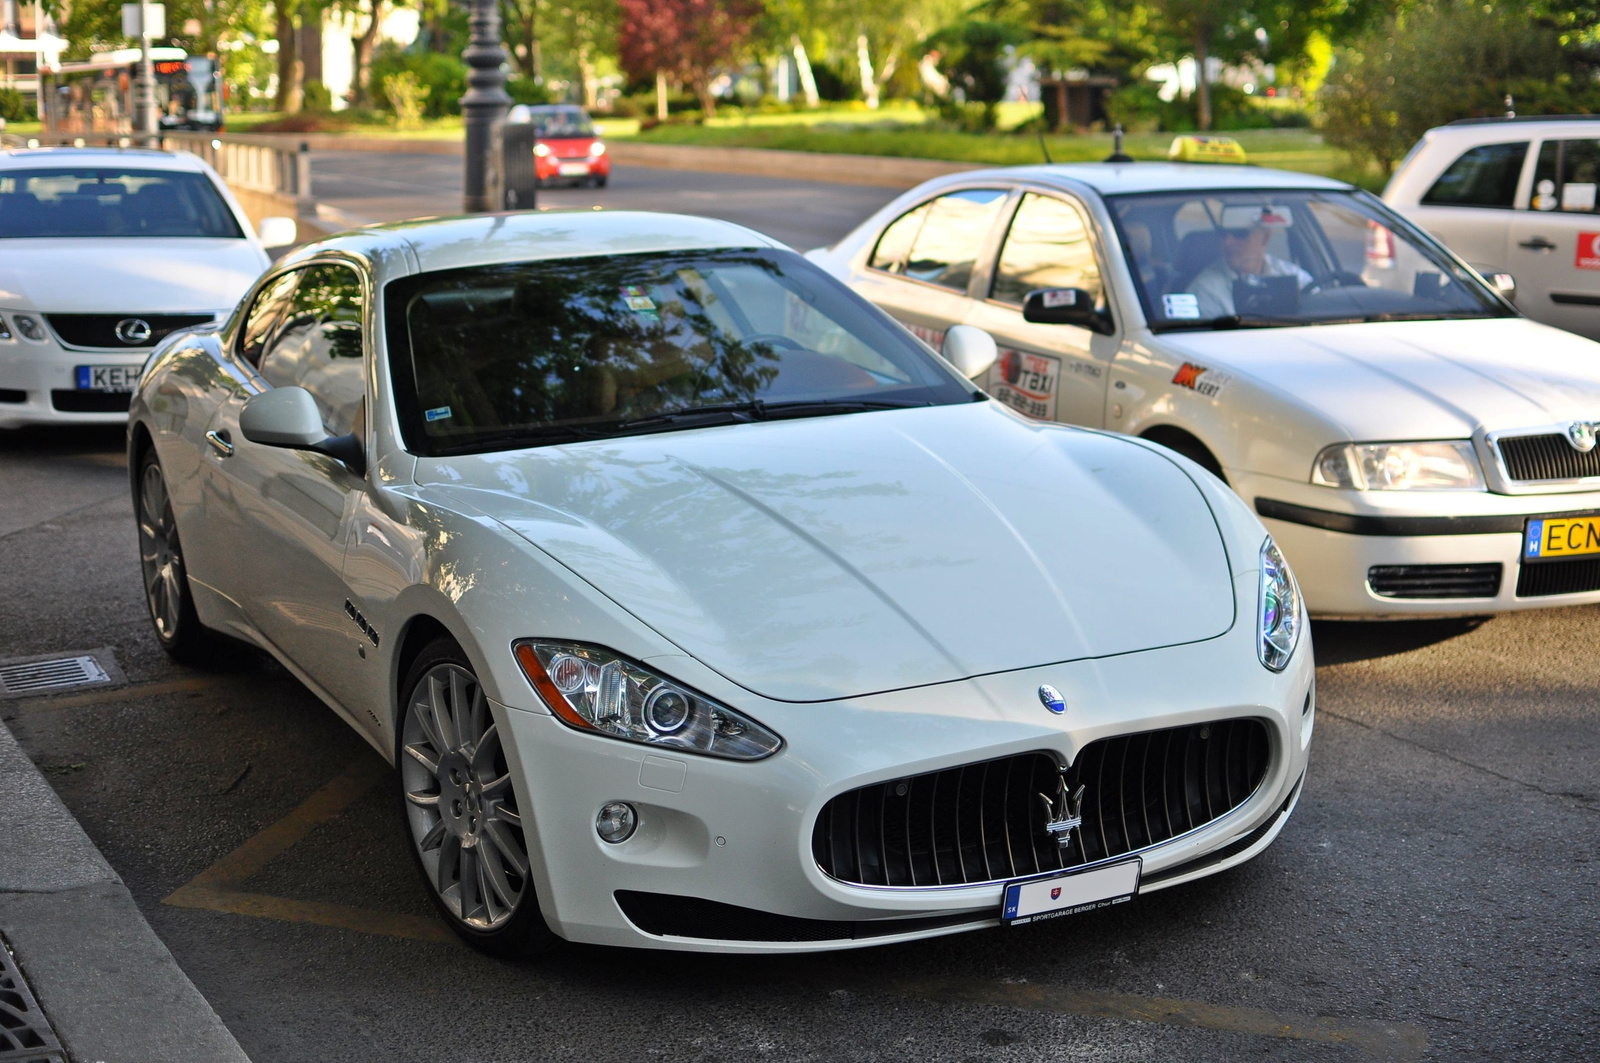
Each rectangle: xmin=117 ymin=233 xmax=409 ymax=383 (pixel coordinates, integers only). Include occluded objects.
xmin=1037 ymin=124 xmax=1053 ymax=165
xmin=1105 ymin=123 xmax=1134 ymax=163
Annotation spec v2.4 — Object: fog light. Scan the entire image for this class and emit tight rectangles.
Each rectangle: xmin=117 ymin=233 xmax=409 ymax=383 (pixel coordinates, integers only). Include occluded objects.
xmin=13 ymin=315 xmax=44 ymax=342
xmin=596 ymin=801 xmax=637 ymax=843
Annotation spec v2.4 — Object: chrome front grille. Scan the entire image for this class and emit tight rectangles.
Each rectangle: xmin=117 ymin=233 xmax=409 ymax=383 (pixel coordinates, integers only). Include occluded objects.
xmin=812 ymin=719 xmax=1271 ymax=889
xmin=1496 ymin=432 xmax=1600 ymax=483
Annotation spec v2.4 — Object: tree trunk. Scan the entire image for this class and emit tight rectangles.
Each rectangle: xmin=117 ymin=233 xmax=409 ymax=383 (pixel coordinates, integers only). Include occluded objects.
xmin=792 ymin=37 xmax=818 ymax=108
xmin=695 ymin=75 xmax=716 ymax=117
xmin=274 ymin=7 xmax=301 ymax=113
xmin=352 ymin=0 xmax=386 ymax=107
xmin=1194 ymin=27 xmax=1211 ymax=131
xmin=856 ymin=34 xmax=878 ymax=109
xmin=577 ymin=44 xmax=597 ymax=108
xmin=655 ymin=69 xmax=667 ymax=121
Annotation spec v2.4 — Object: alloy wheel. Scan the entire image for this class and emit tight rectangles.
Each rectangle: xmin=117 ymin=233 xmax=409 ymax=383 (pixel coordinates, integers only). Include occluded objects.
xmin=137 ymin=461 xmax=184 ymax=640
xmin=401 ymin=663 xmax=530 ymax=931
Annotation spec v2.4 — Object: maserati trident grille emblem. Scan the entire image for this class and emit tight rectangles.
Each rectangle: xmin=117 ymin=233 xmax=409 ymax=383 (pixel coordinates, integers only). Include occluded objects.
xmin=1566 ymin=421 xmax=1598 ymax=453
xmin=1038 ymin=684 xmax=1066 ymax=714
xmin=115 ymin=318 xmax=153 ymax=345
xmin=1038 ymin=772 xmax=1086 ymax=853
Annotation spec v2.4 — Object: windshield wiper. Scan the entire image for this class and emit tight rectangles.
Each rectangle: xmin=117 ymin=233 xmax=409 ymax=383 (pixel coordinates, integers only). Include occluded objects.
xmin=433 ymin=422 xmax=609 ymax=455
xmin=615 ymin=398 xmax=921 ymax=432
xmin=1205 ymin=314 xmax=1301 ymax=330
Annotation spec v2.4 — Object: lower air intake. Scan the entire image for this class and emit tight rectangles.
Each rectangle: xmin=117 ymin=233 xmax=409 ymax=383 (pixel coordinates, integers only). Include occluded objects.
xmin=1368 ymin=563 xmax=1502 ymax=599
xmin=813 ymin=718 xmax=1271 ymax=889
xmin=1517 ymin=559 xmax=1600 ymax=598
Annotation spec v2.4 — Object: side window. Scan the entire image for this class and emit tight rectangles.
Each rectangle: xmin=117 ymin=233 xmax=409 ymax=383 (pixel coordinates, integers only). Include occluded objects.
xmin=238 ymin=272 xmax=299 ymax=366
xmin=258 ymin=264 xmax=367 ymax=437
xmin=1421 ymin=142 xmax=1528 ymax=209
xmin=990 ymin=193 xmax=1103 ymax=307
xmin=868 ymin=201 xmax=931 ymax=273
xmin=901 ymin=189 xmax=1008 ymax=292
xmin=1531 ymin=139 xmax=1600 ymax=212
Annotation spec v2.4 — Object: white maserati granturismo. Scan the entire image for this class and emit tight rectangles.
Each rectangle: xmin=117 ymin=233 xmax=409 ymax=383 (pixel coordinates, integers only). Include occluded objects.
xmin=128 ymin=211 xmax=1313 ymax=954
xmin=0 ymin=146 xmax=293 ymax=428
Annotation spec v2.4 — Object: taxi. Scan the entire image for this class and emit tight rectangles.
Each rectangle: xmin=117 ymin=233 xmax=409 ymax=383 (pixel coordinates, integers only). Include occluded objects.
xmin=808 ymin=153 xmax=1600 ymax=617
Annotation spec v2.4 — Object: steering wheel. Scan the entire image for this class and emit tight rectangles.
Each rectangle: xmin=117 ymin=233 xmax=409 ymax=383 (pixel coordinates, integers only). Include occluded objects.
xmin=1304 ymin=271 xmax=1367 ymax=296
xmin=742 ymin=332 xmax=805 ymax=350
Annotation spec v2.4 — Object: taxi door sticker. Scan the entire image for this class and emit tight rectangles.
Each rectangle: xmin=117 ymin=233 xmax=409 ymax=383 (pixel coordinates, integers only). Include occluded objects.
xmin=990 ymin=348 xmax=1060 ymax=421
xmin=1576 ymin=232 xmax=1600 ymax=270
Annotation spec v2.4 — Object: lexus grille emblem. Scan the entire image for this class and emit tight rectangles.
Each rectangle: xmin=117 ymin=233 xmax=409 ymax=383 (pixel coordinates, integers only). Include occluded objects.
xmin=115 ymin=318 xmax=153 ymax=345
xmin=1038 ymin=684 xmax=1066 ymax=714
xmin=1566 ymin=421 xmax=1598 ymax=453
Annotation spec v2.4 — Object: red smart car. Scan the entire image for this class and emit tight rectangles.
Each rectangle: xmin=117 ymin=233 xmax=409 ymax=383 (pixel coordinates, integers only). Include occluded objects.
xmin=527 ymin=105 xmax=609 ymax=188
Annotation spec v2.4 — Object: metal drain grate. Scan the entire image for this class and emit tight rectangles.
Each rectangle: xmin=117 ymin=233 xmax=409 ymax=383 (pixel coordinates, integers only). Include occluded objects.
xmin=0 ymin=656 xmax=110 ymax=697
xmin=0 ymin=936 xmax=66 ymax=1063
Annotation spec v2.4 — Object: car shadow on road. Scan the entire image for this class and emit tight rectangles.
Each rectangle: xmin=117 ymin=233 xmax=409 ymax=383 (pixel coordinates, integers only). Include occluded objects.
xmin=0 ymin=424 xmax=128 ymax=458
xmin=1309 ymin=616 xmax=1490 ymax=665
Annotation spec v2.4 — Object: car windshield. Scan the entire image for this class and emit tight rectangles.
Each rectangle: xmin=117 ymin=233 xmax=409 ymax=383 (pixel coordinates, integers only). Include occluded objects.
xmin=385 ymin=248 xmax=975 ymax=454
xmin=532 ymin=109 xmax=594 ymax=138
xmin=0 ymin=167 xmax=242 ymax=239
xmin=1107 ymin=188 xmax=1510 ymax=331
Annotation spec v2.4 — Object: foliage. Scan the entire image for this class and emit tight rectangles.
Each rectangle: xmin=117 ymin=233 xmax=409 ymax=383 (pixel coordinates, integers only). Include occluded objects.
xmin=382 ymin=70 xmax=429 ymax=128
xmin=507 ymin=77 xmax=555 ymax=106
xmin=617 ymin=0 xmax=761 ymax=115
xmin=0 ymin=89 xmax=35 ymax=122
xmin=302 ymin=80 xmax=334 ymax=113
xmin=927 ymin=18 xmax=1024 ymax=128
xmin=1319 ymin=1 xmax=1600 ymax=174
xmin=371 ymin=44 xmax=466 ymax=118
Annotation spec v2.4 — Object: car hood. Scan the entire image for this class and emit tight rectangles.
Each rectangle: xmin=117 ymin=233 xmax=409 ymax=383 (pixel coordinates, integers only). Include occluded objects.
xmin=0 ymin=238 xmax=266 ymax=312
xmin=417 ymin=403 xmax=1236 ymax=702
xmin=1157 ymin=317 xmax=1600 ymax=438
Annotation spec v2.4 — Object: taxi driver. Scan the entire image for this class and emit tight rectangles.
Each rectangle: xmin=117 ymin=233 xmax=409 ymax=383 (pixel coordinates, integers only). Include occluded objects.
xmin=1190 ymin=208 xmax=1312 ymax=318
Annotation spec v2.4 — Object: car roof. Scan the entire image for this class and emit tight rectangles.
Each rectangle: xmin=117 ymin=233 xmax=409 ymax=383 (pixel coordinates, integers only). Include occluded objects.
xmin=1423 ymin=116 xmax=1600 ymax=142
xmin=287 ymin=209 xmax=783 ymax=274
xmin=0 ymin=146 xmax=208 ymax=172
xmin=951 ymin=161 xmax=1352 ymax=196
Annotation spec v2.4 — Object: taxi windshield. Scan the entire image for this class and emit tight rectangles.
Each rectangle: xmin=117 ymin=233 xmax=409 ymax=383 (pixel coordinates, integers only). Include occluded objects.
xmin=1107 ymin=189 xmax=1511 ymax=330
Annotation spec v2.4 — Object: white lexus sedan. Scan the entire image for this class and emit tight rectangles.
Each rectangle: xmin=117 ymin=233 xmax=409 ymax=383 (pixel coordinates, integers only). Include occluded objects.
xmin=810 ymin=163 xmax=1600 ymax=617
xmin=128 ymin=211 xmax=1312 ymax=954
xmin=0 ymin=146 xmax=291 ymax=428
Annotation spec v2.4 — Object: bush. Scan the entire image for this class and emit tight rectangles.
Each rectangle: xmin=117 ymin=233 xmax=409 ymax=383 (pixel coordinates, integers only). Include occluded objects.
xmin=0 ymin=88 xmax=34 ymax=123
xmin=301 ymin=80 xmax=333 ymax=113
xmin=383 ymin=73 xmax=428 ymax=129
xmin=506 ymin=77 xmax=553 ymax=106
xmin=371 ymin=46 xmax=467 ymax=118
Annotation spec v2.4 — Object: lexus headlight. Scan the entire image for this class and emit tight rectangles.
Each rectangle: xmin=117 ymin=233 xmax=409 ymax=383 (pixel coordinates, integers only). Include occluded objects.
xmin=1258 ymin=537 xmax=1301 ymax=672
xmin=513 ymin=641 xmax=782 ymax=760
xmin=1311 ymin=441 xmax=1484 ymax=490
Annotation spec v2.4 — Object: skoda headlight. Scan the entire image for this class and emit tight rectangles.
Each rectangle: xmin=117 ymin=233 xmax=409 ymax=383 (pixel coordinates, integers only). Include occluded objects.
xmin=1258 ymin=537 xmax=1301 ymax=672
xmin=1311 ymin=441 xmax=1484 ymax=490
xmin=513 ymin=641 xmax=782 ymax=760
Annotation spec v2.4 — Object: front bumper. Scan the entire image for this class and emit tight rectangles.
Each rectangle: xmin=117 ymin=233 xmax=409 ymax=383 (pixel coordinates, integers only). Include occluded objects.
xmin=534 ymin=154 xmax=610 ymax=184
xmin=1245 ymin=476 xmax=1600 ymax=616
xmin=494 ymin=585 xmax=1314 ymax=953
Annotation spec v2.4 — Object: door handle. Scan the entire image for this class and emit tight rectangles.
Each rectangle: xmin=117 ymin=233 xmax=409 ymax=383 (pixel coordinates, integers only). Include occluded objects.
xmin=205 ymin=429 xmax=234 ymax=457
xmin=1518 ymin=236 xmax=1558 ymax=252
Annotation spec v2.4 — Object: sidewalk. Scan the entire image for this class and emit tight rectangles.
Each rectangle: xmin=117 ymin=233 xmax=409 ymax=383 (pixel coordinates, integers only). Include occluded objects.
xmin=0 ymin=714 xmax=251 ymax=1062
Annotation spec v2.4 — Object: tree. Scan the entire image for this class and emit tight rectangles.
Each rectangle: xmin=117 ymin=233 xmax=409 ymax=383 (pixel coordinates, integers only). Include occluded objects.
xmin=617 ymin=0 xmax=760 ymax=116
xmin=928 ymin=16 xmax=1023 ymax=127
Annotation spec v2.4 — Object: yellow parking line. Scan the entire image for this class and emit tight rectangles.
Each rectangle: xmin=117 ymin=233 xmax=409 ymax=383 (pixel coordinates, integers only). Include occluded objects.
xmin=165 ymin=884 xmax=453 ymax=944
xmin=892 ymin=977 xmax=1429 ymax=1061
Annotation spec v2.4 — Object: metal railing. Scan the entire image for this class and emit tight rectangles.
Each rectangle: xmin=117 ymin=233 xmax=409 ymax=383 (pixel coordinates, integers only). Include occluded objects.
xmin=2 ymin=130 xmax=312 ymax=211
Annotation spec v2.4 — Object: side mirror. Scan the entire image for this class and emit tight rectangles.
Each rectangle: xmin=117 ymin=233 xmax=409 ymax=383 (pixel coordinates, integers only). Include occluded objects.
xmin=941 ymin=324 xmax=998 ymax=380
xmin=1022 ymin=288 xmax=1109 ymax=332
xmin=257 ymin=216 xmax=298 ymax=249
xmin=239 ymin=386 xmax=365 ymax=475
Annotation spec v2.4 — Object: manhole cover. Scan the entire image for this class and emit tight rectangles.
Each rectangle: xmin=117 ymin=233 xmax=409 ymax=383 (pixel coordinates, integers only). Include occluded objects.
xmin=0 ymin=936 xmax=66 ymax=1063
xmin=0 ymin=649 xmax=124 ymax=700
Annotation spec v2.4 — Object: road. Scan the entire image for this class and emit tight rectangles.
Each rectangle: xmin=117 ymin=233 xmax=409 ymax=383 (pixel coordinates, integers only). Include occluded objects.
xmin=309 ymin=151 xmax=900 ymax=250
xmin=2 ymin=162 xmax=1597 ymax=1062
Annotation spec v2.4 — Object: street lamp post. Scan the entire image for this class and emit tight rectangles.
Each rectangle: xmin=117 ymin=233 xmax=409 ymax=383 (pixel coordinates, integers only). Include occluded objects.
xmin=460 ymin=0 xmax=510 ymax=212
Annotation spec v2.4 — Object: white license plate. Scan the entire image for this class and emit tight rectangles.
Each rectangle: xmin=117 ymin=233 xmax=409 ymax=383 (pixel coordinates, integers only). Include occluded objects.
xmin=76 ymin=365 xmax=141 ymax=392
xmin=1001 ymin=858 xmax=1141 ymax=925
xmin=557 ymin=162 xmax=590 ymax=176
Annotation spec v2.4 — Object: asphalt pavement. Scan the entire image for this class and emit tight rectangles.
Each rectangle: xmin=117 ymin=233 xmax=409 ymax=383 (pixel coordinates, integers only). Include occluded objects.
xmin=2 ymin=162 xmax=1597 ymax=1062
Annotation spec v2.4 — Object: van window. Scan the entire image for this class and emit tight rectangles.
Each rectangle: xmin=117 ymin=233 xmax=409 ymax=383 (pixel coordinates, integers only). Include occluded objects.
xmin=1531 ymin=139 xmax=1600 ymax=212
xmin=1421 ymin=142 xmax=1528 ymax=209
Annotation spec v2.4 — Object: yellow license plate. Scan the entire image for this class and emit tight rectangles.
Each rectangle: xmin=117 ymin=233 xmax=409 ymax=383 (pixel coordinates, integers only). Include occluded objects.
xmin=1524 ymin=515 xmax=1600 ymax=560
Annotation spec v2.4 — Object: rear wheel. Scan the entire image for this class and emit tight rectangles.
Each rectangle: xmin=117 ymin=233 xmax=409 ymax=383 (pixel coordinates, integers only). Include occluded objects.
xmin=136 ymin=451 xmax=218 ymax=663
xmin=398 ymin=638 xmax=553 ymax=956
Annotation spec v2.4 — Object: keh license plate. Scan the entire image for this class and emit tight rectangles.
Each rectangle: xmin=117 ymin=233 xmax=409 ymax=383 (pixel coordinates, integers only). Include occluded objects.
xmin=76 ymin=365 xmax=140 ymax=392
xmin=1002 ymin=858 xmax=1140 ymax=926
xmin=1524 ymin=515 xmax=1600 ymax=561
xmin=558 ymin=162 xmax=590 ymax=176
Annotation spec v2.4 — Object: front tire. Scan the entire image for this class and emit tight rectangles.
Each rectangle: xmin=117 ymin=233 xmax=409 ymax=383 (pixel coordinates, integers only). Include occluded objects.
xmin=398 ymin=638 xmax=553 ymax=957
xmin=136 ymin=451 xmax=219 ymax=663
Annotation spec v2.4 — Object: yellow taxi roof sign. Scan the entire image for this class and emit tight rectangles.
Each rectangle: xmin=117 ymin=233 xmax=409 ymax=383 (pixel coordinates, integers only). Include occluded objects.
xmin=1168 ymin=135 xmax=1248 ymax=164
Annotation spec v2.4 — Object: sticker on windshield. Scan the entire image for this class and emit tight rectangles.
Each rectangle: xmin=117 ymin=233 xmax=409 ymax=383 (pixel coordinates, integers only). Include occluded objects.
xmin=1163 ymin=293 xmax=1200 ymax=319
xmin=621 ymin=285 xmax=658 ymax=312
xmin=1577 ymin=232 xmax=1600 ymax=271
xmin=425 ymin=405 xmax=453 ymax=422
xmin=1172 ymin=362 xmax=1231 ymax=399
xmin=989 ymin=348 xmax=1059 ymax=421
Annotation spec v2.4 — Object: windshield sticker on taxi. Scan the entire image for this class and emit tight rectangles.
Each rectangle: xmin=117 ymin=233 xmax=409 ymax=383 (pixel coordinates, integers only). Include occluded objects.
xmin=1173 ymin=362 xmax=1231 ymax=399
xmin=1163 ymin=293 xmax=1200 ymax=319
xmin=425 ymin=405 xmax=453 ymax=422
xmin=990 ymin=348 xmax=1060 ymax=421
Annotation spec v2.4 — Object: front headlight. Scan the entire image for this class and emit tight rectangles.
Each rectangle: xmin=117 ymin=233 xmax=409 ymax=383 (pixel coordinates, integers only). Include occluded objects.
xmin=1311 ymin=441 xmax=1484 ymax=490
xmin=1258 ymin=537 xmax=1301 ymax=672
xmin=513 ymin=641 xmax=782 ymax=760
xmin=533 ymin=142 xmax=551 ymax=157
xmin=590 ymin=140 xmax=606 ymax=156
xmin=12 ymin=314 xmax=46 ymax=342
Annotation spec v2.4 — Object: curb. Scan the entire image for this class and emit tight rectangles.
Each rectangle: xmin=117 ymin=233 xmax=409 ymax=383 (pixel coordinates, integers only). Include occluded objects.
xmin=0 ymin=717 xmax=251 ymax=1063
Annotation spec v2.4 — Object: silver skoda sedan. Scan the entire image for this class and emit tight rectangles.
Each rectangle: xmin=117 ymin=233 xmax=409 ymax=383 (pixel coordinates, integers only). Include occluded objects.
xmin=128 ymin=211 xmax=1312 ymax=954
